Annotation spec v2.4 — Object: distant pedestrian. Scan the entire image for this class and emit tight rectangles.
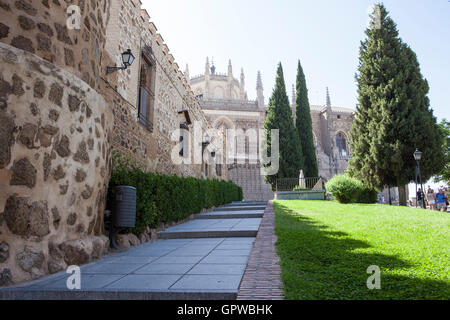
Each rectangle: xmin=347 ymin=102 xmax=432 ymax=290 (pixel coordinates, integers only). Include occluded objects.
xmin=435 ymin=189 xmax=448 ymax=212
xmin=416 ymin=188 xmax=424 ymax=208
xmin=426 ymin=187 xmax=436 ymax=211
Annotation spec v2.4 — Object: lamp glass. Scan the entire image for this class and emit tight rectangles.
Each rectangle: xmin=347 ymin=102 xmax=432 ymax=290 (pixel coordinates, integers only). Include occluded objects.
xmin=414 ymin=149 xmax=422 ymax=161
xmin=122 ymin=49 xmax=134 ymax=67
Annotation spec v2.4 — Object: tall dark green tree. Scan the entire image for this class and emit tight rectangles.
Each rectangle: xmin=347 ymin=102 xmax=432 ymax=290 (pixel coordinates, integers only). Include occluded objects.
xmin=295 ymin=60 xmax=318 ymax=178
xmin=348 ymin=4 xmax=444 ymax=205
xmin=264 ymin=63 xmax=303 ymax=190
xmin=434 ymin=119 xmax=450 ymax=183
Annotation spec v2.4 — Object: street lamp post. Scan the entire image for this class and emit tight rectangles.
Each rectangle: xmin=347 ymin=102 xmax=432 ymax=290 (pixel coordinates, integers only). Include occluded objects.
xmin=413 ymin=149 xmax=425 ymax=209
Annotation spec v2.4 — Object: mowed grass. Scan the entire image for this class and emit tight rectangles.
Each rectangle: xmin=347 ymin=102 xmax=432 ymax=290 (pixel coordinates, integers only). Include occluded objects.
xmin=274 ymin=200 xmax=450 ymax=300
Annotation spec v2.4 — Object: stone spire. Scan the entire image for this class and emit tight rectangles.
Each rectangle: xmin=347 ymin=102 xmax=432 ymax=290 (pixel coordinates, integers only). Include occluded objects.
xmin=323 ymin=87 xmax=333 ymax=155
xmin=184 ymin=64 xmax=190 ymax=82
xmin=326 ymin=87 xmax=331 ymax=108
xmin=256 ymin=71 xmax=264 ymax=108
xmin=256 ymin=71 xmax=263 ymax=90
xmin=228 ymin=59 xmax=233 ymax=77
xmin=205 ymin=57 xmax=210 ymax=75
xmin=240 ymin=68 xmax=246 ymax=99
xmin=204 ymin=58 xmax=211 ymax=98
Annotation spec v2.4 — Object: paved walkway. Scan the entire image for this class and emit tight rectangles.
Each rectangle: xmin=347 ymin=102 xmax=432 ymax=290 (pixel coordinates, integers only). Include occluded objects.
xmin=237 ymin=201 xmax=284 ymax=300
xmin=0 ymin=201 xmax=282 ymax=300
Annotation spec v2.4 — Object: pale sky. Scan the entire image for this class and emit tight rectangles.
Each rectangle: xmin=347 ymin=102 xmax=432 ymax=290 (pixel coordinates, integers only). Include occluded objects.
xmin=142 ymin=0 xmax=449 ymax=122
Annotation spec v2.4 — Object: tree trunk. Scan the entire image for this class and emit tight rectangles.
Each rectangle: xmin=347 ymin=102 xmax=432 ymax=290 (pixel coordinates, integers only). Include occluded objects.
xmin=388 ymin=188 xmax=392 ymax=205
xmin=398 ymin=185 xmax=407 ymax=206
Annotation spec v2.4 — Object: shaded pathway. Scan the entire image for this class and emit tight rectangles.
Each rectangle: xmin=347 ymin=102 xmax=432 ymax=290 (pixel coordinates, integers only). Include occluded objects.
xmin=0 ymin=202 xmax=266 ymax=300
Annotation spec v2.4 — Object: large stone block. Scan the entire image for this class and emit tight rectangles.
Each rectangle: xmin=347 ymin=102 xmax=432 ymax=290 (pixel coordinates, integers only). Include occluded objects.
xmin=16 ymin=247 xmax=45 ymax=273
xmin=3 ymin=195 xmax=50 ymax=237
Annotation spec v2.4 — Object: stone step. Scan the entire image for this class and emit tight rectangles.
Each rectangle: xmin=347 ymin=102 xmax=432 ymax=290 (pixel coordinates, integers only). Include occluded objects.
xmin=0 ymin=237 xmax=256 ymax=300
xmin=230 ymin=201 xmax=267 ymax=206
xmin=158 ymin=219 xmax=261 ymax=239
xmin=195 ymin=210 xmax=265 ymax=219
xmin=213 ymin=205 xmax=266 ymax=212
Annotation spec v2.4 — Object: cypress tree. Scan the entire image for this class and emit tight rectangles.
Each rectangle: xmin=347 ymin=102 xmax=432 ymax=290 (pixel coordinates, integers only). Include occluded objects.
xmin=348 ymin=4 xmax=444 ymax=205
xmin=434 ymin=119 xmax=449 ymax=182
xmin=295 ymin=60 xmax=318 ymax=177
xmin=264 ymin=63 xmax=303 ymax=190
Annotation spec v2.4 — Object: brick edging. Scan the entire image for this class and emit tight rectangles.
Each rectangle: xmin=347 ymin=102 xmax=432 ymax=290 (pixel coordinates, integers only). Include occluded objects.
xmin=237 ymin=200 xmax=284 ymax=300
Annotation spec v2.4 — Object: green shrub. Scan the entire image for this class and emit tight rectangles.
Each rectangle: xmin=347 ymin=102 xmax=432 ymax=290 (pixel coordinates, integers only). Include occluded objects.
xmin=325 ymin=175 xmax=377 ymax=204
xmin=107 ymin=152 xmax=243 ymax=235
xmin=293 ymin=185 xmax=309 ymax=191
xmin=356 ymin=186 xmax=378 ymax=204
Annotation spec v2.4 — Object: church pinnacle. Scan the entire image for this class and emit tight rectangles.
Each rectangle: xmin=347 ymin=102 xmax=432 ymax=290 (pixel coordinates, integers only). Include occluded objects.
xmin=256 ymin=71 xmax=263 ymax=90
xmin=256 ymin=71 xmax=264 ymax=108
xmin=184 ymin=64 xmax=190 ymax=81
xmin=326 ymin=87 xmax=331 ymax=108
xmin=228 ymin=59 xmax=233 ymax=77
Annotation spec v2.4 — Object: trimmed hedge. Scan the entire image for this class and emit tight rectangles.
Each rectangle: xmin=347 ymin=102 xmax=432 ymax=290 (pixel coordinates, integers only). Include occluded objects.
xmin=325 ymin=175 xmax=377 ymax=204
xmin=107 ymin=154 xmax=243 ymax=235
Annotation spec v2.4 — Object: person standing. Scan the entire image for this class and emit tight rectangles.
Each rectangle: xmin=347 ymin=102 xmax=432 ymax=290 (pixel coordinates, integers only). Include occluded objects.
xmin=435 ymin=189 xmax=448 ymax=212
xmin=426 ymin=187 xmax=436 ymax=211
xmin=416 ymin=188 xmax=425 ymax=208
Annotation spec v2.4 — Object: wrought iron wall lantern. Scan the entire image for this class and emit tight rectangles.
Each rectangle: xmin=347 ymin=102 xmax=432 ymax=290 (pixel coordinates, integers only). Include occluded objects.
xmin=106 ymin=49 xmax=135 ymax=74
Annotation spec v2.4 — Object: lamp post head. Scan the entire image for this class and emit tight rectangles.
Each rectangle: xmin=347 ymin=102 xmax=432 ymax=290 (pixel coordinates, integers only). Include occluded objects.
xmin=122 ymin=49 xmax=135 ymax=68
xmin=413 ymin=149 xmax=423 ymax=161
xmin=106 ymin=49 xmax=135 ymax=75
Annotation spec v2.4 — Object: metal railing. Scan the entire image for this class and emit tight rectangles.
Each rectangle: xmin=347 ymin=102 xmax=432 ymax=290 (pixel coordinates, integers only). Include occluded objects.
xmin=275 ymin=177 xmax=326 ymax=192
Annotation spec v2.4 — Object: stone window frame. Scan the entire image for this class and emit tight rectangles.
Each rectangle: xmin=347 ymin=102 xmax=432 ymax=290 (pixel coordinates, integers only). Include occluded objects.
xmin=178 ymin=110 xmax=192 ymax=159
xmin=179 ymin=123 xmax=189 ymax=158
xmin=336 ymin=131 xmax=349 ymax=157
xmin=138 ymin=49 xmax=156 ymax=132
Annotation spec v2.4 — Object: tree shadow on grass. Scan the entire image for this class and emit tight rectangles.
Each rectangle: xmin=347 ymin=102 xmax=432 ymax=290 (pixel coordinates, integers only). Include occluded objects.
xmin=274 ymin=203 xmax=450 ymax=300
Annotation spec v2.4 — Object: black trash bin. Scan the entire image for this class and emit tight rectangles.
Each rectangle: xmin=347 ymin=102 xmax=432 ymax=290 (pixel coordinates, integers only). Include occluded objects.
xmin=110 ymin=186 xmax=136 ymax=249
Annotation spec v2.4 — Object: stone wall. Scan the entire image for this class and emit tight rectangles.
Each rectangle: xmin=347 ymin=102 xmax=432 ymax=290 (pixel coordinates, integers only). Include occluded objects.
xmin=0 ymin=0 xmax=113 ymax=286
xmin=0 ymin=0 xmax=110 ymax=91
xmin=0 ymin=43 xmax=112 ymax=286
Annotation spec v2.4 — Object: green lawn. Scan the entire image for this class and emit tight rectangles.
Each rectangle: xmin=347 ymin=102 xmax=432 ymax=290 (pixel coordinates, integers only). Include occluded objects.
xmin=274 ymin=200 xmax=450 ymax=300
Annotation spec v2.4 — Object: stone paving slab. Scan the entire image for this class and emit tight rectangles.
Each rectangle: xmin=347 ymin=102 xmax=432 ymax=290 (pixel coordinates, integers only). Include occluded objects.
xmin=158 ymin=218 xmax=261 ymax=239
xmin=0 ymin=237 xmax=255 ymax=300
xmin=196 ymin=210 xmax=265 ymax=219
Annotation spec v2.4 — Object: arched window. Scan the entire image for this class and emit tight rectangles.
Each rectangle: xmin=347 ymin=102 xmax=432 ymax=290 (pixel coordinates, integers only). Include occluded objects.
xmin=336 ymin=133 xmax=347 ymax=157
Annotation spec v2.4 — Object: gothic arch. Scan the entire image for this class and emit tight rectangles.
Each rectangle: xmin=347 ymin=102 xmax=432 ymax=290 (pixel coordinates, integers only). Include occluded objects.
xmin=335 ymin=131 xmax=349 ymax=157
xmin=213 ymin=116 xmax=235 ymax=130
